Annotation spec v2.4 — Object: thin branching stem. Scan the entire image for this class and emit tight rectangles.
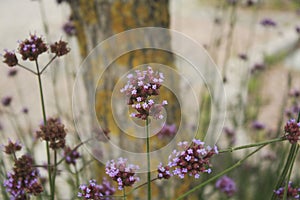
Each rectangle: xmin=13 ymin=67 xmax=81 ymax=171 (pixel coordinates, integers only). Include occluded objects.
xmin=35 ymin=59 xmax=53 ymax=199
xmin=176 ymin=145 xmax=266 ymax=200
xmin=146 ymin=117 xmax=151 ymax=200
xmin=17 ymin=64 xmax=37 ymax=75
xmin=40 ymin=55 xmax=57 ymax=74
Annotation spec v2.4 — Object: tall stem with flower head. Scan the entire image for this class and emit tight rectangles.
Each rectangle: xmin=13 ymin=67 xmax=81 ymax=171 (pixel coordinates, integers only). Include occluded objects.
xmin=35 ymin=59 xmax=53 ymax=199
xmin=146 ymin=117 xmax=151 ymax=200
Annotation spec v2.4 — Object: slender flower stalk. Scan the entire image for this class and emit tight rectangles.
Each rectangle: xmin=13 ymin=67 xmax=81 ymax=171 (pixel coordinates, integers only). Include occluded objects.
xmin=271 ymin=112 xmax=300 ymax=200
xmin=35 ymin=59 xmax=53 ymax=199
xmin=146 ymin=117 xmax=151 ymax=200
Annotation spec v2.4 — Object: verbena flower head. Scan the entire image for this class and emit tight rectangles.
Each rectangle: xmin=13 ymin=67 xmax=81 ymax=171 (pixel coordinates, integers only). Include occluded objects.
xmin=215 ymin=176 xmax=237 ymax=197
xmin=3 ymin=139 xmax=22 ymax=155
xmin=50 ymin=40 xmax=70 ymax=57
xmin=274 ymin=182 xmax=300 ymax=199
xmin=284 ymin=119 xmax=300 ymax=144
xmin=36 ymin=117 xmax=67 ymax=150
xmin=78 ymin=178 xmax=115 ymax=200
xmin=105 ymin=157 xmax=140 ymax=190
xmin=64 ymin=146 xmax=81 ymax=165
xmin=3 ymin=155 xmax=43 ymax=199
xmin=168 ymin=139 xmax=218 ymax=179
xmin=2 ymin=50 xmax=18 ymax=67
xmin=18 ymin=34 xmax=48 ymax=61
xmin=157 ymin=163 xmax=172 ymax=179
xmin=120 ymin=66 xmax=167 ymax=120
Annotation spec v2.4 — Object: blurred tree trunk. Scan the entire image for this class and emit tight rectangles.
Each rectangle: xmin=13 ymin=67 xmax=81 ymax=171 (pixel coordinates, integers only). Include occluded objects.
xmin=66 ymin=0 xmax=184 ymax=199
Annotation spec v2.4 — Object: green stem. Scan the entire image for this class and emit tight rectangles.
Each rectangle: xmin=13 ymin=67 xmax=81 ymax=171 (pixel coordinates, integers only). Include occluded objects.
xmin=123 ymin=188 xmax=126 ymax=200
xmin=283 ymin=145 xmax=299 ymax=200
xmin=176 ymin=145 xmax=266 ymax=200
xmin=75 ymin=164 xmax=79 ymax=188
xmin=126 ymin=178 xmax=158 ymax=196
xmin=146 ymin=117 xmax=151 ymax=200
xmin=51 ymin=150 xmax=57 ymax=200
xmin=271 ymin=111 xmax=300 ymax=200
xmin=35 ymin=60 xmax=53 ymax=198
xmin=219 ymin=137 xmax=285 ymax=153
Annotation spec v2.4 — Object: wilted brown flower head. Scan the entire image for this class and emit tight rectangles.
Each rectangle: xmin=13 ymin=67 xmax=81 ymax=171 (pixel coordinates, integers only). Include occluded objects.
xmin=3 ymin=50 xmax=18 ymax=67
xmin=50 ymin=40 xmax=70 ymax=57
xmin=3 ymin=139 xmax=22 ymax=155
xmin=36 ymin=117 xmax=67 ymax=150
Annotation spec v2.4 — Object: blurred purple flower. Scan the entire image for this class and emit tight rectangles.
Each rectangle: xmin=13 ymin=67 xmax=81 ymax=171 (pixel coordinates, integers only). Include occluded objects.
xmin=157 ymin=123 xmax=177 ymax=139
xmin=224 ymin=127 xmax=236 ymax=145
xmin=8 ymin=68 xmax=18 ymax=77
xmin=289 ymin=89 xmax=300 ymax=98
xmin=260 ymin=18 xmax=277 ymax=27
xmin=251 ymin=63 xmax=265 ymax=74
xmin=1 ymin=96 xmax=12 ymax=107
xmin=238 ymin=53 xmax=248 ymax=61
xmin=251 ymin=121 xmax=265 ymax=130
xmin=296 ymin=26 xmax=300 ymax=34
xmin=64 ymin=146 xmax=81 ymax=165
xmin=63 ymin=21 xmax=76 ymax=36
xmin=274 ymin=181 xmax=300 ymax=199
xmin=22 ymin=107 xmax=29 ymax=114
xmin=216 ymin=176 xmax=237 ymax=197
xmin=3 ymin=139 xmax=22 ymax=155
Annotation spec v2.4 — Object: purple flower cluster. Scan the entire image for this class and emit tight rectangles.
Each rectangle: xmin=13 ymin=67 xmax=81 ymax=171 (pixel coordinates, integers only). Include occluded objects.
xmin=274 ymin=182 xmax=300 ymax=199
xmin=3 ymin=139 xmax=22 ymax=155
xmin=157 ymin=163 xmax=172 ymax=179
xmin=18 ymin=34 xmax=48 ymax=61
xmin=2 ymin=50 xmax=18 ymax=67
xmin=284 ymin=119 xmax=300 ymax=144
xmin=105 ymin=158 xmax=140 ymax=190
xmin=3 ymin=155 xmax=43 ymax=199
xmin=251 ymin=120 xmax=266 ymax=130
xmin=78 ymin=179 xmax=116 ymax=200
xmin=166 ymin=139 xmax=218 ymax=179
xmin=63 ymin=146 xmax=81 ymax=165
xmin=215 ymin=176 xmax=237 ymax=197
xmin=120 ymin=66 xmax=167 ymax=120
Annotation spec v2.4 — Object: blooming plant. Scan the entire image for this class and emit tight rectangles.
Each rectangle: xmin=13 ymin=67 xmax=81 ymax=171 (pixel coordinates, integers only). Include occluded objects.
xmin=1 ymin=1 xmax=300 ymax=199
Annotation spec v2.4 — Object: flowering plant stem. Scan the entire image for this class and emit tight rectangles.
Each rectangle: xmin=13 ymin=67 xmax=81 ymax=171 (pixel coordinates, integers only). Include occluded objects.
xmin=146 ymin=117 xmax=151 ymax=200
xmin=35 ymin=60 xmax=54 ymax=199
xmin=123 ymin=188 xmax=126 ymax=200
xmin=219 ymin=137 xmax=285 ymax=153
xmin=271 ymin=111 xmax=300 ymax=200
xmin=176 ymin=145 xmax=266 ymax=200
